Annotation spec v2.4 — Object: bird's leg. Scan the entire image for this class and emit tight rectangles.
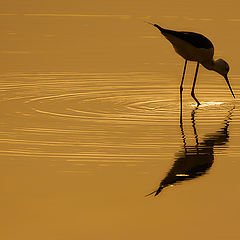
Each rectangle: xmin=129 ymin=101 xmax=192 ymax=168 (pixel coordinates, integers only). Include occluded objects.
xmin=191 ymin=62 xmax=200 ymax=106
xmin=180 ymin=60 xmax=188 ymax=124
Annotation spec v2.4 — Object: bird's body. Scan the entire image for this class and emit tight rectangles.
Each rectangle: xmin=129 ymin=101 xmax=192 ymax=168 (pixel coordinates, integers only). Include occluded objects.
xmin=146 ymin=23 xmax=235 ymax=114
xmin=155 ymin=25 xmax=214 ymax=62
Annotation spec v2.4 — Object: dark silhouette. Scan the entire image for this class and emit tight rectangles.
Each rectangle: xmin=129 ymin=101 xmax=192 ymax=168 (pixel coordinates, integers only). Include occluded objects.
xmin=145 ymin=22 xmax=235 ymax=112
xmin=147 ymin=107 xmax=233 ymax=196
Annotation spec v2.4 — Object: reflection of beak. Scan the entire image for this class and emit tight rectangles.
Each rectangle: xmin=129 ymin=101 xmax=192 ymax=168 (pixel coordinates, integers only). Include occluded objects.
xmin=224 ymin=75 xmax=235 ymax=98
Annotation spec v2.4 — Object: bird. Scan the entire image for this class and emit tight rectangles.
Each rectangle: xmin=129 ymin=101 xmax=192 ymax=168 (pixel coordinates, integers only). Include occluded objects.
xmin=146 ymin=22 xmax=235 ymax=111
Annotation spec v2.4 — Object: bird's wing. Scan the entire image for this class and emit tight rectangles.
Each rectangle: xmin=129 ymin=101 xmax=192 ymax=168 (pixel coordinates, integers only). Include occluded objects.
xmin=154 ymin=25 xmax=214 ymax=49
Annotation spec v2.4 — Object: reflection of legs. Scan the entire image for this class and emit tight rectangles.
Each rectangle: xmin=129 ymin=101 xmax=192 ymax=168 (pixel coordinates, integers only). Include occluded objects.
xmin=180 ymin=120 xmax=187 ymax=152
xmin=191 ymin=107 xmax=199 ymax=147
xmin=191 ymin=62 xmax=200 ymax=106
xmin=180 ymin=60 xmax=188 ymax=124
xmin=181 ymin=106 xmax=199 ymax=153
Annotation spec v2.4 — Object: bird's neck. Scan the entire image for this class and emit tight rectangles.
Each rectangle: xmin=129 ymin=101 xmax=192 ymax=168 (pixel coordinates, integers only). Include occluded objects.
xmin=201 ymin=60 xmax=216 ymax=71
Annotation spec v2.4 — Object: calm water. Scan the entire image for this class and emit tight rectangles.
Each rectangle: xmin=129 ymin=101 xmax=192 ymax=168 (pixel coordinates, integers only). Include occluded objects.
xmin=1 ymin=2 xmax=240 ymax=239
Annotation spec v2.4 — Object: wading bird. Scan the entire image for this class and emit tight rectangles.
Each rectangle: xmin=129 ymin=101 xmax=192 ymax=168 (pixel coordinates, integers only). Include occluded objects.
xmin=146 ymin=23 xmax=235 ymax=113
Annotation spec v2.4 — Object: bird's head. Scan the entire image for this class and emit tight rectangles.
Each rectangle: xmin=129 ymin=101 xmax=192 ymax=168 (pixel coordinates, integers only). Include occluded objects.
xmin=214 ymin=58 xmax=230 ymax=76
xmin=213 ymin=59 xmax=235 ymax=98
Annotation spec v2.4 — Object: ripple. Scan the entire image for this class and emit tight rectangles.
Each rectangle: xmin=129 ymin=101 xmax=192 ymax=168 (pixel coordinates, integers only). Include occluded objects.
xmin=0 ymin=72 xmax=237 ymax=124
xmin=0 ymin=71 xmax=239 ymax=170
xmin=23 ymin=13 xmax=131 ymax=19
xmin=7 ymin=72 xmax=181 ymax=124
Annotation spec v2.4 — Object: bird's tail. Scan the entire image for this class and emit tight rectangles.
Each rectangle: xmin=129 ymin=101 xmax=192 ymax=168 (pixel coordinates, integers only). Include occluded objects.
xmin=144 ymin=21 xmax=155 ymax=26
xmin=144 ymin=21 xmax=164 ymax=32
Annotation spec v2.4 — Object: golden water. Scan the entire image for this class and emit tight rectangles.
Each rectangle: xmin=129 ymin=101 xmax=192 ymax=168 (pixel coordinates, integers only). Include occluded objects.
xmin=1 ymin=2 xmax=240 ymax=239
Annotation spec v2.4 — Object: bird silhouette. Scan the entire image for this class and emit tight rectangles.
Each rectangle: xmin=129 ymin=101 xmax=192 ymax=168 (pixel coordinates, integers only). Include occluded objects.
xmin=146 ymin=22 xmax=235 ymax=118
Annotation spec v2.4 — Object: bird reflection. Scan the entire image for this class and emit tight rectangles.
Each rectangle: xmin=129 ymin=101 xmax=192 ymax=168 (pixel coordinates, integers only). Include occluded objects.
xmin=147 ymin=107 xmax=233 ymax=196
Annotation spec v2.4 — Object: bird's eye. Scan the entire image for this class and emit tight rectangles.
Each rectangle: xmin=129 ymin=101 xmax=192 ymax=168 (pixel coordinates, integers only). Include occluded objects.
xmin=226 ymin=66 xmax=229 ymax=72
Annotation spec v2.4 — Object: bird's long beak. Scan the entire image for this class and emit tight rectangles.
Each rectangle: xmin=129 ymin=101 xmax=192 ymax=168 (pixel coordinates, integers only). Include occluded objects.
xmin=224 ymin=75 xmax=235 ymax=98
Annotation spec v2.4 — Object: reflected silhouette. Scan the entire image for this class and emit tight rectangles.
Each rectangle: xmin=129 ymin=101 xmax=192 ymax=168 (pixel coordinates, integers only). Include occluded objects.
xmin=147 ymin=107 xmax=234 ymax=196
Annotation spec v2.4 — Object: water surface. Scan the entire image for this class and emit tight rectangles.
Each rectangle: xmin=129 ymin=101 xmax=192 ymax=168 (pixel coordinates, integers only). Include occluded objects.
xmin=1 ymin=3 xmax=240 ymax=240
